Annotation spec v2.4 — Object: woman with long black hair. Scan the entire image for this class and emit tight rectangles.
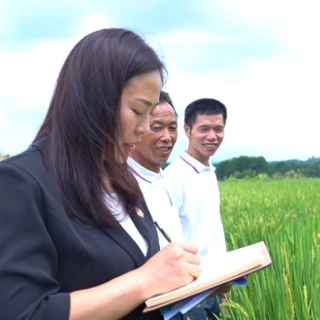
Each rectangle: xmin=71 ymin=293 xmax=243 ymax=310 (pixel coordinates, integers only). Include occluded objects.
xmin=0 ymin=28 xmax=201 ymax=320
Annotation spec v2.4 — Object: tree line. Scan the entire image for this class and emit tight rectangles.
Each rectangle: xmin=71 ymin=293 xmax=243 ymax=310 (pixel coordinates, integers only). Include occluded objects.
xmin=214 ymin=156 xmax=320 ymax=180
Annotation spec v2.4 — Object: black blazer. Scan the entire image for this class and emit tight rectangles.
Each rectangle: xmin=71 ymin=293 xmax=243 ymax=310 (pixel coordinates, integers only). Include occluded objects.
xmin=0 ymin=146 xmax=163 ymax=320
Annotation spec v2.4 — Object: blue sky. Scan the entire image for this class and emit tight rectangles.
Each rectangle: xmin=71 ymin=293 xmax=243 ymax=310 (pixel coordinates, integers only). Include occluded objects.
xmin=1 ymin=0 xmax=319 ymax=162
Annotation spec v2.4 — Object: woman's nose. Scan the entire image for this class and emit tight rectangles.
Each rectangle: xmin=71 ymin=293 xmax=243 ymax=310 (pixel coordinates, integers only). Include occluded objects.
xmin=136 ymin=117 xmax=150 ymax=135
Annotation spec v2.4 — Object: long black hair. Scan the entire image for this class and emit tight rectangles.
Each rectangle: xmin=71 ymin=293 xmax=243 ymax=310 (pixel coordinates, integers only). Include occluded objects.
xmin=34 ymin=28 xmax=166 ymax=226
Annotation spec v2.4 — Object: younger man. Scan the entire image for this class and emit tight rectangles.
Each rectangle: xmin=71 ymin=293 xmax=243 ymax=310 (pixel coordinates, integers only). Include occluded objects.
xmin=164 ymin=98 xmax=227 ymax=256
xmin=164 ymin=98 xmax=228 ymax=319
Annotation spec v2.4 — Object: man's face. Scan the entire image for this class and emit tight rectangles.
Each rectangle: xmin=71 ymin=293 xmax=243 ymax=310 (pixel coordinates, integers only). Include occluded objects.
xmin=131 ymin=102 xmax=178 ymax=172
xmin=185 ymin=113 xmax=225 ymax=166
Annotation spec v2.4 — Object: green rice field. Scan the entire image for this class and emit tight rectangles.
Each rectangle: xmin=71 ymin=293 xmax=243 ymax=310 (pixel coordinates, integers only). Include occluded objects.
xmin=216 ymin=178 xmax=320 ymax=320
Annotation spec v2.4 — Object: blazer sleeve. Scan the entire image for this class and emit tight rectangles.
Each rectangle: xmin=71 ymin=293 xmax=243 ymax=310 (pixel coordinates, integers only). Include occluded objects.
xmin=0 ymin=162 xmax=70 ymax=320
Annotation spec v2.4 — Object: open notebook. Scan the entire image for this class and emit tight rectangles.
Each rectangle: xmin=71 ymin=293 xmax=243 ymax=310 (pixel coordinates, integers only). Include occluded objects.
xmin=144 ymin=241 xmax=272 ymax=313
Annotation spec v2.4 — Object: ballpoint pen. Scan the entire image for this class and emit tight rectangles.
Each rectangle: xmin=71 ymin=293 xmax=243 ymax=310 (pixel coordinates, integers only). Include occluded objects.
xmin=154 ymin=221 xmax=172 ymax=243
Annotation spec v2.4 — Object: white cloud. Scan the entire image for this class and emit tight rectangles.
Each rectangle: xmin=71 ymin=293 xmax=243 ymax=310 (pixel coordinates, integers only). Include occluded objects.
xmin=217 ymin=0 xmax=317 ymax=24
xmin=161 ymin=0 xmax=320 ymax=162
xmin=0 ymin=12 xmax=112 ymax=155
xmin=0 ymin=121 xmax=36 ymax=156
xmin=81 ymin=13 xmax=111 ymax=35
xmin=0 ymin=108 xmax=7 ymax=126
xmin=164 ymin=46 xmax=320 ymax=161
xmin=0 ymin=39 xmax=77 ymax=111
xmin=0 ymin=38 xmax=78 ymax=155
xmin=1 ymin=0 xmax=320 ymax=161
xmin=161 ymin=30 xmax=223 ymax=45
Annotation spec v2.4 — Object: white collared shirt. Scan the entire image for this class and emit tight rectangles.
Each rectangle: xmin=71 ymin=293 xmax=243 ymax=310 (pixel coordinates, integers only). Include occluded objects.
xmin=127 ymin=157 xmax=184 ymax=249
xmin=163 ymin=151 xmax=226 ymax=256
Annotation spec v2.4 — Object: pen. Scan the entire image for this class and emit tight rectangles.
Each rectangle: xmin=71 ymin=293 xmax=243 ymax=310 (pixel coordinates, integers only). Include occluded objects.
xmin=154 ymin=221 xmax=172 ymax=243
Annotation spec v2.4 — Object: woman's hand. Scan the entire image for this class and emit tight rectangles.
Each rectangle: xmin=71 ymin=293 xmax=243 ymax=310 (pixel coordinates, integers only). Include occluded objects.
xmin=69 ymin=242 xmax=201 ymax=320
xmin=137 ymin=241 xmax=202 ymax=298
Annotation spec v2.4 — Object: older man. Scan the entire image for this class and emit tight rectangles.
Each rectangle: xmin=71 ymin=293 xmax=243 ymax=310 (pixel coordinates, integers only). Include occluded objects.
xmin=127 ymin=91 xmax=184 ymax=249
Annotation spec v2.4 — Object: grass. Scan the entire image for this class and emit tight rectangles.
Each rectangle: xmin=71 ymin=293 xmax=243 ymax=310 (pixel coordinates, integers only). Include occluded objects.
xmin=213 ymin=178 xmax=320 ymax=320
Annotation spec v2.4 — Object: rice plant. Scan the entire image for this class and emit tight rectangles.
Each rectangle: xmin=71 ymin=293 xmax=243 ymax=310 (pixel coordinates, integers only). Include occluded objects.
xmin=215 ymin=178 xmax=320 ymax=320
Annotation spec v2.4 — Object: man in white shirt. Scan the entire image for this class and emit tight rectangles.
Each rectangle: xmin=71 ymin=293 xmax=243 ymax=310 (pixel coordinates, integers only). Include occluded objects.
xmin=163 ymin=98 xmax=228 ymax=319
xmin=128 ymin=92 xmax=210 ymax=319
xmin=127 ymin=91 xmax=184 ymax=249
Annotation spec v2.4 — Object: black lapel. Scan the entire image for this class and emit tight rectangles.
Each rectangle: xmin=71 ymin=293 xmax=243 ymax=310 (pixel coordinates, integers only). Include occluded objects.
xmin=100 ymin=223 xmax=147 ymax=267
xmin=131 ymin=197 xmax=160 ymax=259
xmin=100 ymin=197 xmax=160 ymax=266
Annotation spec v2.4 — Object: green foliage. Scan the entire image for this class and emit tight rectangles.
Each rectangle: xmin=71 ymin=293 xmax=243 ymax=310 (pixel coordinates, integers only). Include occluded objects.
xmin=215 ymin=156 xmax=320 ymax=180
xmin=215 ymin=156 xmax=268 ymax=180
xmin=216 ymin=178 xmax=320 ymax=320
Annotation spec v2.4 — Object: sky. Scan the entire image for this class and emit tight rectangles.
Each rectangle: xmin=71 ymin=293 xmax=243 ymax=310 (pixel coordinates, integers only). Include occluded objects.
xmin=1 ymin=0 xmax=319 ymax=162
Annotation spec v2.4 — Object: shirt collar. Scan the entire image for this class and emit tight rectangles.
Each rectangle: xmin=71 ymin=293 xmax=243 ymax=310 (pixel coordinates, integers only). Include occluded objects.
xmin=179 ymin=150 xmax=216 ymax=173
xmin=127 ymin=156 xmax=162 ymax=183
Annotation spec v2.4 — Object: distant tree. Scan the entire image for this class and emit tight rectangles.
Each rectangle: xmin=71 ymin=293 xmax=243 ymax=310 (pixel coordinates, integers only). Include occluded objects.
xmin=215 ymin=159 xmax=234 ymax=179
xmin=215 ymin=156 xmax=268 ymax=180
xmin=304 ymin=161 xmax=320 ymax=177
xmin=269 ymin=158 xmax=320 ymax=178
xmin=269 ymin=161 xmax=290 ymax=175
